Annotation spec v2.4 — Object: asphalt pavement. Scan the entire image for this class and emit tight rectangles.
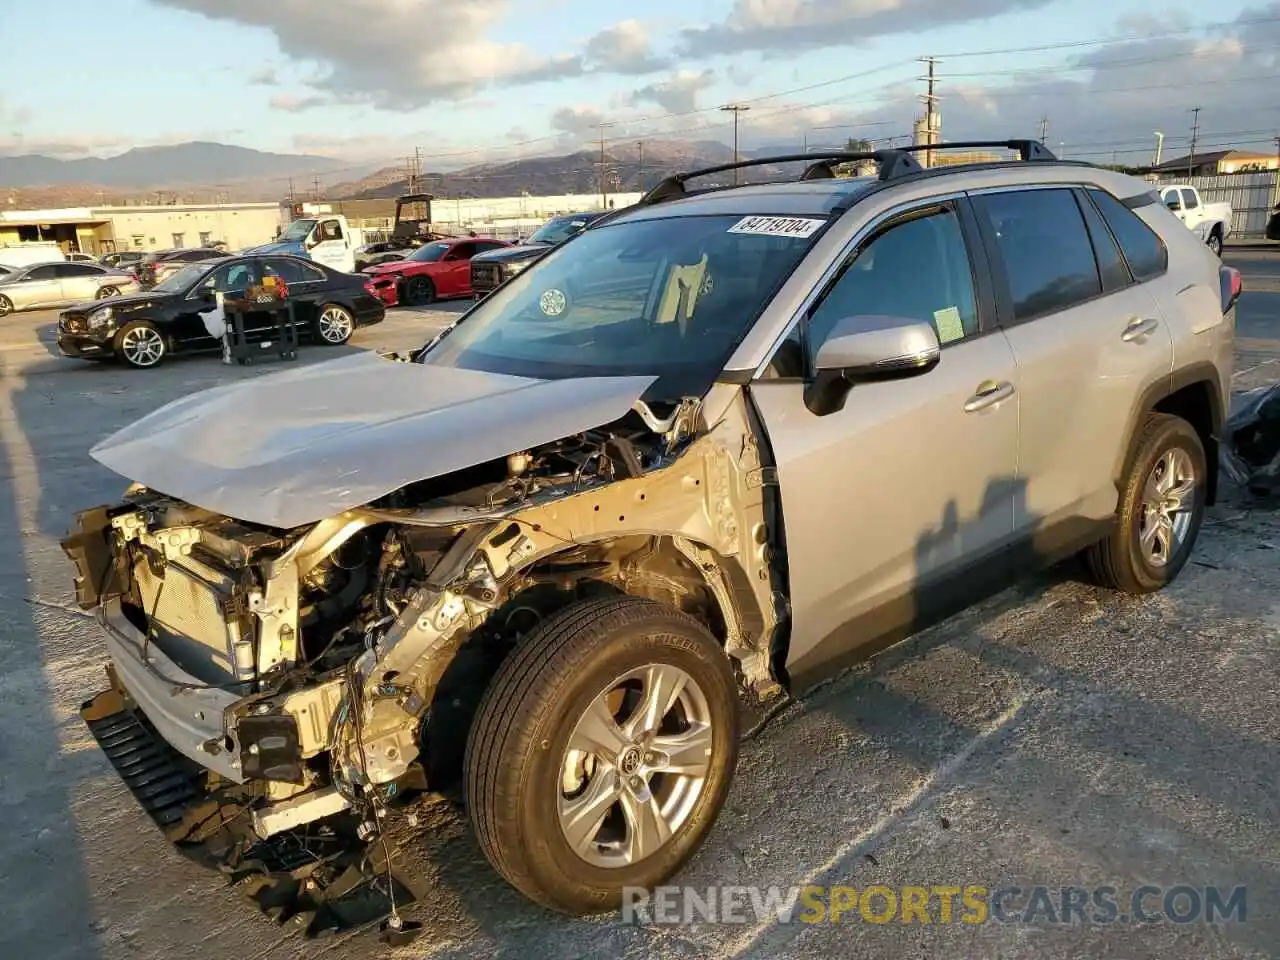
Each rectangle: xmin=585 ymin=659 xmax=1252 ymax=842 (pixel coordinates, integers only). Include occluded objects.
xmin=0 ymin=260 xmax=1276 ymax=960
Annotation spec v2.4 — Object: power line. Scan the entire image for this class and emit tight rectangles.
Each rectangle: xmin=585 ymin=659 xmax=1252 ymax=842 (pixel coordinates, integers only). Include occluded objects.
xmin=720 ymin=105 xmax=751 ymax=183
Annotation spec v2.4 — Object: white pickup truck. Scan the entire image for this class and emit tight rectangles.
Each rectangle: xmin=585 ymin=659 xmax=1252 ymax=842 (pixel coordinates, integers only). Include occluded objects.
xmin=242 ymin=214 xmax=368 ymax=273
xmin=1160 ymin=185 xmax=1232 ymax=256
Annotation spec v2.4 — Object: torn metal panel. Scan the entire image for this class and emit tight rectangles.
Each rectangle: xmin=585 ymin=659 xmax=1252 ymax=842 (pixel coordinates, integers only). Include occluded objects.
xmin=89 ymin=351 xmax=656 ymax=529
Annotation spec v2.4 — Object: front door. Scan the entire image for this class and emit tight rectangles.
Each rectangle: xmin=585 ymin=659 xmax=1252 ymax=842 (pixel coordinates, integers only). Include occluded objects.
xmin=970 ymin=186 xmax=1174 ymax=536
xmin=749 ymin=201 xmax=1020 ymax=681
xmin=174 ymin=259 xmax=262 ymax=347
xmin=439 ymin=242 xmax=477 ymax=296
xmin=309 ymin=219 xmax=353 ymax=273
xmin=13 ymin=264 xmax=62 ymax=308
xmin=55 ymin=262 xmax=105 ymax=304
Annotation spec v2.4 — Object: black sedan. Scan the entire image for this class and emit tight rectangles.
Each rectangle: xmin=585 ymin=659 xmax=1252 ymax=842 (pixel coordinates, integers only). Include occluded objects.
xmin=57 ymin=254 xmax=385 ymax=369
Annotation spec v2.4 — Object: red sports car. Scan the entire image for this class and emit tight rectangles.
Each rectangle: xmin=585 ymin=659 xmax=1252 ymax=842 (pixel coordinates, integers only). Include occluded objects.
xmin=362 ymin=237 xmax=511 ymax=307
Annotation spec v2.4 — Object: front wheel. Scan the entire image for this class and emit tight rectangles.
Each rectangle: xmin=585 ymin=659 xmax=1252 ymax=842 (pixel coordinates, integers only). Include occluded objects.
xmin=465 ymin=596 xmax=740 ymax=915
xmin=1084 ymin=413 xmax=1206 ymax=593
xmin=113 ymin=320 xmax=167 ymax=368
xmin=405 ymin=276 xmax=435 ymax=305
xmin=315 ymin=303 xmax=355 ymax=345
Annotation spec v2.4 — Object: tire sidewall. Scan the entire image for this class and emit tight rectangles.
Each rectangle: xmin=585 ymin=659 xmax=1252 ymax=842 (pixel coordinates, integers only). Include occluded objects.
xmin=507 ymin=615 xmax=739 ymax=911
xmin=408 ymin=276 xmax=434 ymax=304
xmin=1122 ymin=420 xmax=1207 ymax=589
xmin=0 ymin=295 xmax=11 ymax=316
xmin=1208 ymin=234 xmax=1223 ymax=256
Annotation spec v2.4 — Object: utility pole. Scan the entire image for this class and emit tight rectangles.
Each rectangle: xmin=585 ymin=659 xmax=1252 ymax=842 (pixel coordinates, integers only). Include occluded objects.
xmin=287 ymin=177 xmax=295 ymax=206
xmin=918 ymin=56 xmax=941 ymax=168
xmin=636 ymin=141 xmax=645 ymax=191
xmin=1039 ymin=117 xmax=1049 ymax=145
xmin=1152 ymin=131 xmax=1165 ymax=168
xmin=720 ymin=104 xmax=750 ymax=183
xmin=312 ymin=175 xmax=321 ymax=202
xmin=1188 ymin=106 xmax=1202 ymax=178
xmin=596 ymin=121 xmax=616 ymax=208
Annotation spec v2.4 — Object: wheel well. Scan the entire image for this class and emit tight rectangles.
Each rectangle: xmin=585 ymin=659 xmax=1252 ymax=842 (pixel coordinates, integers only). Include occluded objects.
xmin=1153 ymin=381 xmax=1219 ymax=504
xmin=420 ymin=534 xmax=743 ymax=792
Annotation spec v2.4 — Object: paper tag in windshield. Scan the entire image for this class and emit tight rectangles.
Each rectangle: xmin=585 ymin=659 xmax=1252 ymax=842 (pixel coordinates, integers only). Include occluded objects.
xmin=727 ymin=216 xmax=824 ymax=239
xmin=933 ymin=306 xmax=965 ymax=344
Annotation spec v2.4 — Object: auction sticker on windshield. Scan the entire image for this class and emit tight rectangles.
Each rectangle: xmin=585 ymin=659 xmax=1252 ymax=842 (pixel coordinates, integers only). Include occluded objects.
xmin=727 ymin=216 xmax=825 ymax=238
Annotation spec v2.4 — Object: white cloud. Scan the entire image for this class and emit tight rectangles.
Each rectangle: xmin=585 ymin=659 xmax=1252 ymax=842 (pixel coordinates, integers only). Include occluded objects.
xmin=632 ymin=70 xmax=718 ymax=114
xmin=584 ymin=19 xmax=668 ymax=74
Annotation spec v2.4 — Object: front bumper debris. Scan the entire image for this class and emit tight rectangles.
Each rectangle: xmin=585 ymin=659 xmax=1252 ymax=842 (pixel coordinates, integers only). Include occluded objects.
xmin=81 ymin=666 xmax=431 ymax=938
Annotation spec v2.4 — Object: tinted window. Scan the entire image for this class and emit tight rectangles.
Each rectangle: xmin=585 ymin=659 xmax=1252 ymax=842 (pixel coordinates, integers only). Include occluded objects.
xmin=196 ymin=260 xmax=259 ymax=295
xmin=56 ymin=263 xmax=103 ymax=277
xmin=449 ymin=243 xmax=477 ymax=260
xmin=1075 ymin=190 xmax=1129 ymax=292
xmin=264 ymin=258 xmax=324 ymax=283
xmin=1181 ymin=188 xmax=1199 ymax=210
xmin=27 ymin=265 xmax=60 ymax=280
xmin=1088 ymin=189 xmax=1168 ymax=282
xmin=975 ymin=189 xmax=1101 ymax=322
xmin=808 ymin=206 xmax=979 ymax=355
xmin=476 ymin=241 xmax=507 ymax=253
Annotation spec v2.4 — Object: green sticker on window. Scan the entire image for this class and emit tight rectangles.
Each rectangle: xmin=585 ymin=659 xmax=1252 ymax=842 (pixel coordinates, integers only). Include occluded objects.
xmin=933 ymin=306 xmax=965 ymax=344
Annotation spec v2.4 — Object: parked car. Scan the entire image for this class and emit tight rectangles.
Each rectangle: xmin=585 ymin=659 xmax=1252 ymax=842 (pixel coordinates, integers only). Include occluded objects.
xmin=66 ymin=251 xmax=98 ymax=263
xmin=57 ymin=254 xmax=384 ymax=368
xmin=470 ymin=211 xmax=608 ymax=299
xmin=0 ymin=242 xmax=67 ymax=267
xmin=101 ymin=251 xmax=147 ymax=271
xmin=354 ymin=238 xmax=421 ymax=272
xmin=0 ymin=261 xmax=139 ymax=316
xmin=137 ymin=248 xmax=228 ymax=288
xmin=363 ymin=236 xmax=510 ymax=306
xmin=1159 ymin=184 xmax=1232 ymax=255
xmin=64 ymin=142 xmax=1238 ymax=929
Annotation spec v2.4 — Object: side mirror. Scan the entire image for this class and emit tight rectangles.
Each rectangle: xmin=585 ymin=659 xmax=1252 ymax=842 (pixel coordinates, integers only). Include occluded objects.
xmin=1165 ymin=198 xmax=1181 ymax=211
xmin=806 ymin=315 xmax=941 ymax=416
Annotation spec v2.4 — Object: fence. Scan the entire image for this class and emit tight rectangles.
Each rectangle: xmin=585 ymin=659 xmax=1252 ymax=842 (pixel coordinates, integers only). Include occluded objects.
xmin=1151 ymin=170 xmax=1280 ymax=240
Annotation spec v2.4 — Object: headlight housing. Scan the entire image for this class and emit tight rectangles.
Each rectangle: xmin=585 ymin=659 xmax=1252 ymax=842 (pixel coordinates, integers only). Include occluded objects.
xmin=504 ymin=259 xmax=533 ymax=277
xmin=87 ymin=306 xmax=114 ymax=330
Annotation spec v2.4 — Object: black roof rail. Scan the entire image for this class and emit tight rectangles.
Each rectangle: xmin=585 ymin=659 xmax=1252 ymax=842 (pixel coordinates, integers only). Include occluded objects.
xmin=635 ymin=139 xmax=1060 ymax=207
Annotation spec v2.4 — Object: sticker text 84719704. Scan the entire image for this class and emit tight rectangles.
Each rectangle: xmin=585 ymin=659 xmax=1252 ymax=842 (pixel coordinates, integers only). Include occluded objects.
xmin=727 ymin=216 xmax=826 ymax=239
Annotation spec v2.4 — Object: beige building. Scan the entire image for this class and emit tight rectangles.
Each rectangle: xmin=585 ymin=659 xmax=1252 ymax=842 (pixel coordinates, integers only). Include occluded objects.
xmin=0 ymin=202 xmax=283 ymax=255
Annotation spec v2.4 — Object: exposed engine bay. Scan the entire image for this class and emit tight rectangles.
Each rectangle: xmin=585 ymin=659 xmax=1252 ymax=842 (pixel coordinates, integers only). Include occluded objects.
xmin=64 ymin=395 xmax=783 ymax=937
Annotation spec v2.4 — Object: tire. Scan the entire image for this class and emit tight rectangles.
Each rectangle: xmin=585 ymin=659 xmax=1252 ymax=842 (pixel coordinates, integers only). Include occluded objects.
xmin=465 ymin=596 xmax=740 ymax=915
xmin=97 ymin=285 xmax=120 ymax=299
xmin=1207 ymin=231 xmax=1223 ymax=257
xmin=113 ymin=320 xmax=167 ymax=369
xmin=1084 ymin=413 xmax=1207 ymax=593
xmin=315 ymin=303 xmax=355 ymax=345
xmin=0 ymin=295 xmax=11 ymax=317
xmin=405 ymin=276 xmax=435 ymax=305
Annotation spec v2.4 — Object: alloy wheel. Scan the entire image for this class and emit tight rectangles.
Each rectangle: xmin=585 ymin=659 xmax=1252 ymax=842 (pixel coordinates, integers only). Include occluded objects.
xmin=0 ymin=295 xmax=11 ymax=317
xmin=1138 ymin=447 xmax=1197 ymax=568
xmin=558 ymin=663 xmax=713 ymax=868
xmin=97 ymin=286 xmax=119 ymax=299
xmin=318 ymin=306 xmax=354 ymax=343
xmin=120 ymin=326 xmax=165 ymax=367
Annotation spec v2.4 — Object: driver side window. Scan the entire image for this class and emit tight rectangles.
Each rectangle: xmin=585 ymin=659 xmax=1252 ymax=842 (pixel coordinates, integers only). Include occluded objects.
xmin=200 ymin=260 xmax=259 ymax=295
xmin=805 ymin=206 xmax=979 ymax=371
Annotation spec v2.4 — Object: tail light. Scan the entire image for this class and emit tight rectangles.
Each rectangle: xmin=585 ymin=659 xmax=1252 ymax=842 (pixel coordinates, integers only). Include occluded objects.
xmin=1219 ymin=265 xmax=1242 ymax=313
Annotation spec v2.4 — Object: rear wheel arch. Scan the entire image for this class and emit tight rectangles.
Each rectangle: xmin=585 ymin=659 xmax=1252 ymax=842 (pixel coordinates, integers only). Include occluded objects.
xmin=1118 ymin=366 xmax=1223 ymax=505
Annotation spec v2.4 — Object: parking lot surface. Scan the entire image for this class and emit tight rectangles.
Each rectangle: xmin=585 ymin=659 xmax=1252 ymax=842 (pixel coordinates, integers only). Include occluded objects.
xmin=0 ymin=259 xmax=1277 ymax=960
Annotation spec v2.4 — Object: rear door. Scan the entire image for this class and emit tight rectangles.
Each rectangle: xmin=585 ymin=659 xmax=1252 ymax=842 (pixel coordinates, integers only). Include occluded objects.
xmin=55 ymin=262 xmax=107 ymax=303
xmin=749 ymin=200 xmax=1021 ymax=680
xmin=970 ymin=186 xmax=1173 ymax=541
xmin=264 ymin=257 xmax=327 ymax=330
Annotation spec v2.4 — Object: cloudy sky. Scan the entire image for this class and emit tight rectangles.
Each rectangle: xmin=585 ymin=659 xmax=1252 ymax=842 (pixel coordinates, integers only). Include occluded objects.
xmin=2 ymin=0 xmax=1279 ymax=173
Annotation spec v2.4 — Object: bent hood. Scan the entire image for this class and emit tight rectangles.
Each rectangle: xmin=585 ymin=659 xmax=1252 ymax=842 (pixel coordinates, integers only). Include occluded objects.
xmin=89 ymin=352 xmax=656 ymax=529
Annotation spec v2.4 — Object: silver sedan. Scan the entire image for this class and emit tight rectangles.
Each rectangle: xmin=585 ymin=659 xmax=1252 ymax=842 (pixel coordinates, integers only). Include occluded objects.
xmin=0 ymin=261 xmax=140 ymax=316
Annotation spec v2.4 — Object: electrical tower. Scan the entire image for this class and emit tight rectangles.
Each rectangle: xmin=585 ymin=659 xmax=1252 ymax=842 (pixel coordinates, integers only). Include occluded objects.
xmin=1039 ymin=117 xmax=1048 ymax=145
xmin=1188 ymin=107 xmax=1202 ymax=178
xmin=596 ymin=121 xmax=617 ymax=208
xmin=917 ymin=57 xmax=941 ymax=168
xmin=720 ymin=105 xmax=751 ymax=183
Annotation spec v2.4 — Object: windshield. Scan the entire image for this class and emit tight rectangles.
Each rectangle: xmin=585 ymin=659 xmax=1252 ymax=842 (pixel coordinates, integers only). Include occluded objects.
xmin=529 ymin=216 xmax=593 ymax=245
xmin=155 ymin=261 xmax=217 ymax=293
xmin=418 ymin=213 xmax=828 ymax=400
xmin=407 ymin=241 xmax=451 ymax=262
xmin=279 ymin=219 xmax=316 ymax=242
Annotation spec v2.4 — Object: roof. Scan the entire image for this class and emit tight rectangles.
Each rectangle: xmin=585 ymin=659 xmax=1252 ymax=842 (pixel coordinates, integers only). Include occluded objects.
xmin=609 ymin=177 xmax=879 ymax=222
xmin=1152 ymin=149 xmax=1274 ymax=171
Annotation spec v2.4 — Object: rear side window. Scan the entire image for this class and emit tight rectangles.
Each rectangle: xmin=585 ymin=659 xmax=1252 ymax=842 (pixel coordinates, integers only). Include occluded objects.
xmin=973 ymin=188 xmax=1101 ymax=322
xmin=56 ymin=263 xmax=103 ymax=277
xmin=1087 ymin=189 xmax=1168 ymax=282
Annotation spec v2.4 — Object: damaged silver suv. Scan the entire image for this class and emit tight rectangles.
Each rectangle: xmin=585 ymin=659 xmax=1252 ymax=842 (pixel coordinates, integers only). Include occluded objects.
xmin=65 ymin=141 xmax=1240 ymax=926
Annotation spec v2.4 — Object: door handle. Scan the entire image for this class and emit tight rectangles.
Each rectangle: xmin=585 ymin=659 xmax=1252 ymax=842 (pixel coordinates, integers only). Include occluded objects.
xmin=1122 ymin=316 xmax=1160 ymax=342
xmin=963 ymin=380 xmax=1015 ymax=413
